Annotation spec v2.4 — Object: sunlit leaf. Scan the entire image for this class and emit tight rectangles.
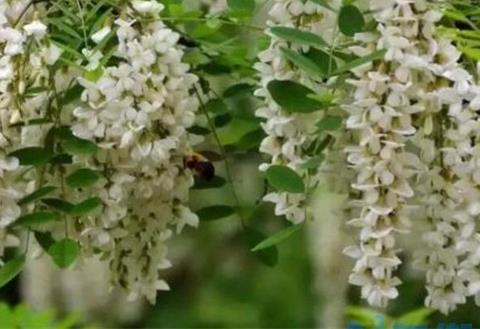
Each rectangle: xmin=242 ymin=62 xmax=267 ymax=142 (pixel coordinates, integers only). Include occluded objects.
xmin=65 ymin=169 xmax=100 ymax=188
xmin=48 ymin=239 xmax=79 ymax=268
xmin=63 ymin=136 xmax=98 ymax=156
xmin=0 ymin=255 xmax=25 ymax=288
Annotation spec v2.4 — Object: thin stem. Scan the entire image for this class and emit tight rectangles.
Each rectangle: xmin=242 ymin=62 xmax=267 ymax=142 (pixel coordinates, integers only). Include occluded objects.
xmin=13 ymin=0 xmax=47 ymax=27
xmin=75 ymin=0 xmax=90 ymax=47
xmin=24 ymin=230 xmax=31 ymax=254
xmin=194 ymin=86 xmax=246 ymax=229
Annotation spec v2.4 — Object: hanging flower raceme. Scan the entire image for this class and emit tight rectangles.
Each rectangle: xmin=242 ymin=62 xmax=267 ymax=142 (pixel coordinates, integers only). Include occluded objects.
xmin=342 ymin=0 xmax=480 ymax=312
xmin=413 ymin=37 xmax=480 ymax=314
xmin=71 ymin=1 xmax=199 ymax=302
xmin=0 ymin=0 xmax=61 ymax=264
xmin=255 ymin=0 xmax=340 ymax=223
xmin=342 ymin=0 xmax=448 ymax=307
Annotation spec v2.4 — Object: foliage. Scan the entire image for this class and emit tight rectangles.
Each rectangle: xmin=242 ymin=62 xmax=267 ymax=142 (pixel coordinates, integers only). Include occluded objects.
xmin=0 ymin=303 xmax=91 ymax=329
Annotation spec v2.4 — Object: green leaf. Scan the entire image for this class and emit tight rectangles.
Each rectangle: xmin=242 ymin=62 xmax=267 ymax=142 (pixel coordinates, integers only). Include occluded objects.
xmin=9 ymin=147 xmax=52 ymax=166
xmin=197 ymin=205 xmax=235 ymax=221
xmin=83 ymin=67 xmax=104 ymax=82
xmin=48 ymin=239 xmax=79 ymax=268
xmin=332 ymin=49 xmax=386 ymax=75
xmin=34 ymin=231 xmax=56 ymax=251
xmin=192 ymin=176 xmax=227 ymax=190
xmin=234 ymin=129 xmax=265 ymax=151
xmin=15 ymin=212 xmax=61 ymax=227
xmin=214 ymin=114 xmax=232 ymax=128
xmin=41 ymin=198 xmax=74 ymax=213
xmin=223 ymin=83 xmax=253 ymax=98
xmin=18 ymin=186 xmax=56 ymax=206
xmin=50 ymin=153 xmax=73 ymax=165
xmin=69 ymin=197 xmax=102 ymax=216
xmin=395 ymin=308 xmax=434 ymax=325
xmin=444 ymin=8 xmax=470 ymax=24
xmin=0 ymin=255 xmax=25 ymax=288
xmin=63 ymin=136 xmax=98 ymax=156
xmin=338 ymin=5 xmax=365 ymax=36
xmin=65 ymin=169 xmax=99 ymax=188
xmin=245 ymin=227 xmax=278 ymax=267
xmin=301 ymin=155 xmax=325 ymax=170
xmin=205 ymin=99 xmax=228 ymax=114
xmin=267 ymin=80 xmax=326 ymax=113
xmin=188 ymin=126 xmax=211 ymax=135
xmin=270 ymin=26 xmax=327 ymax=49
xmin=317 ymin=115 xmax=343 ymax=131
xmin=227 ymin=0 xmax=255 ymax=14
xmin=461 ymin=47 xmax=480 ymax=60
xmin=251 ymin=224 xmax=302 ymax=252
xmin=280 ymin=47 xmax=324 ymax=78
xmin=266 ymin=165 xmax=305 ymax=193
xmin=346 ymin=306 xmax=384 ymax=328
xmin=305 ymin=48 xmax=337 ymax=76
xmin=62 ymin=84 xmax=83 ymax=105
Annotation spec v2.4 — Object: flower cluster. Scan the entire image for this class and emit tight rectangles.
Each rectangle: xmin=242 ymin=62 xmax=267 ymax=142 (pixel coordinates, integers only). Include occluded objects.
xmin=342 ymin=0 xmax=480 ymax=312
xmin=70 ymin=2 xmax=200 ymax=302
xmin=255 ymin=0 xmax=340 ymax=223
xmin=0 ymin=0 xmax=62 ymax=264
xmin=0 ymin=0 xmax=200 ymax=303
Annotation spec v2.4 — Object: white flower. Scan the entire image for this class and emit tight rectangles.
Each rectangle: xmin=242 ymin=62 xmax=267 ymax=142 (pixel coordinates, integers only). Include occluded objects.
xmin=73 ymin=12 xmax=199 ymax=302
xmin=23 ymin=20 xmax=47 ymax=38
xmin=131 ymin=0 xmax=164 ymax=15
xmin=91 ymin=25 xmax=112 ymax=44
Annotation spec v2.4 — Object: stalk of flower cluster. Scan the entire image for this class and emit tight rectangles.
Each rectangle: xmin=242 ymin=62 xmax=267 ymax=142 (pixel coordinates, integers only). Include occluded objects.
xmin=255 ymin=0 xmax=340 ymax=223
xmin=72 ymin=1 xmax=199 ymax=303
xmin=0 ymin=0 xmax=61 ymax=264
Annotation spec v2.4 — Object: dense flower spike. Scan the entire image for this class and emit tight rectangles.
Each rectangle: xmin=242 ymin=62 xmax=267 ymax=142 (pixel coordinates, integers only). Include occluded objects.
xmin=72 ymin=2 xmax=199 ymax=302
xmin=414 ymin=36 xmax=480 ymax=314
xmin=343 ymin=0 xmax=480 ymax=312
xmin=343 ymin=0 xmax=444 ymax=308
xmin=255 ymin=0 xmax=340 ymax=223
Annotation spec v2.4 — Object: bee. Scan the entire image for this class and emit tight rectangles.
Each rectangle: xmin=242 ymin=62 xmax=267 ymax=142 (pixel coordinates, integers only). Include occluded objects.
xmin=184 ymin=152 xmax=215 ymax=181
